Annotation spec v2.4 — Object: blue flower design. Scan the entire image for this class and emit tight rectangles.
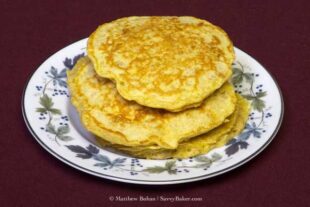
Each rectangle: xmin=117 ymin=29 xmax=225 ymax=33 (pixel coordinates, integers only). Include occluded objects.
xmin=48 ymin=67 xmax=67 ymax=88
xmin=63 ymin=53 xmax=85 ymax=69
xmin=225 ymin=122 xmax=263 ymax=156
xmin=66 ymin=145 xmax=126 ymax=169
xmin=238 ymin=122 xmax=262 ymax=141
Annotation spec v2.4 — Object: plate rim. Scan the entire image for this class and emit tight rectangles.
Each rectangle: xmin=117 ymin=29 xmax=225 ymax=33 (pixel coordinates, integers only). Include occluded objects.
xmin=21 ymin=39 xmax=284 ymax=185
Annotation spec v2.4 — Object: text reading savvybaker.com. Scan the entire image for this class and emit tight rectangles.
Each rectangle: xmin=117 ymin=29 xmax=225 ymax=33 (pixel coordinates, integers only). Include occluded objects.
xmin=109 ymin=195 xmax=203 ymax=202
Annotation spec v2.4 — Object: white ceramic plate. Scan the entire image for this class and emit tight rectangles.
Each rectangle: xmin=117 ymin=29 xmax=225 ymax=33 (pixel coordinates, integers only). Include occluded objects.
xmin=22 ymin=38 xmax=284 ymax=185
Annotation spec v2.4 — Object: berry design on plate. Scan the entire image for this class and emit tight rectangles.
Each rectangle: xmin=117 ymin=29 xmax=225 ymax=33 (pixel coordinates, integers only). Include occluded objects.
xmin=226 ymin=61 xmax=271 ymax=156
xmin=66 ymin=144 xmax=224 ymax=175
xmin=32 ymin=51 xmax=273 ymax=175
xmin=35 ymin=53 xmax=84 ymax=145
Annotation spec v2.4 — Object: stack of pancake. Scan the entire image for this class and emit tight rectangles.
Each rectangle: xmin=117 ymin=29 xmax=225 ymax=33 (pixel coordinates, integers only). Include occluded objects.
xmin=67 ymin=16 xmax=250 ymax=159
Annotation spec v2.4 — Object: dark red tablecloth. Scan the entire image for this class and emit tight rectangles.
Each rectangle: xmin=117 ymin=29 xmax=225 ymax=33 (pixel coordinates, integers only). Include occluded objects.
xmin=1 ymin=0 xmax=309 ymax=206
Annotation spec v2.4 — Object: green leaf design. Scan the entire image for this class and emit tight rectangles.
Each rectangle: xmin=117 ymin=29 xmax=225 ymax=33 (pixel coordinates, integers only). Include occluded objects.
xmin=58 ymin=135 xmax=73 ymax=141
xmin=194 ymin=163 xmax=212 ymax=168
xmin=243 ymin=73 xmax=253 ymax=82
xmin=243 ymin=91 xmax=266 ymax=112
xmin=36 ymin=94 xmax=61 ymax=115
xmin=232 ymin=68 xmax=243 ymax=75
xmin=49 ymin=108 xmax=61 ymax=115
xmin=211 ymin=153 xmax=222 ymax=162
xmin=194 ymin=156 xmax=212 ymax=168
xmin=143 ymin=166 xmax=167 ymax=174
xmin=194 ymin=156 xmax=212 ymax=164
xmin=232 ymin=73 xmax=243 ymax=85
xmin=232 ymin=61 xmax=267 ymax=113
xmin=243 ymin=94 xmax=255 ymax=100
xmin=165 ymin=160 xmax=177 ymax=174
xmin=232 ymin=65 xmax=253 ymax=85
xmin=193 ymin=154 xmax=222 ymax=168
xmin=46 ymin=123 xmax=57 ymax=134
xmin=55 ymin=125 xmax=72 ymax=141
xmin=251 ymin=98 xmax=265 ymax=112
xmin=58 ymin=125 xmax=69 ymax=135
xmin=45 ymin=123 xmax=72 ymax=142
xmin=165 ymin=160 xmax=176 ymax=169
xmin=167 ymin=169 xmax=177 ymax=174
xmin=232 ymin=68 xmax=244 ymax=85
xmin=40 ymin=94 xmax=53 ymax=109
xmin=36 ymin=108 xmax=47 ymax=113
xmin=256 ymin=91 xmax=267 ymax=98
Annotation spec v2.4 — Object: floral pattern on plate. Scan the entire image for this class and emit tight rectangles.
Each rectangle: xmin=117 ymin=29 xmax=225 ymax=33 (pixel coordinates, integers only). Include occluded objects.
xmin=23 ymin=39 xmax=283 ymax=184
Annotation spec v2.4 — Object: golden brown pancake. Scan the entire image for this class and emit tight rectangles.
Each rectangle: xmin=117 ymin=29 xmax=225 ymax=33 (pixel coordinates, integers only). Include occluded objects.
xmin=87 ymin=16 xmax=235 ymax=111
xmin=67 ymin=57 xmax=237 ymax=149
xmin=96 ymin=95 xmax=250 ymax=159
